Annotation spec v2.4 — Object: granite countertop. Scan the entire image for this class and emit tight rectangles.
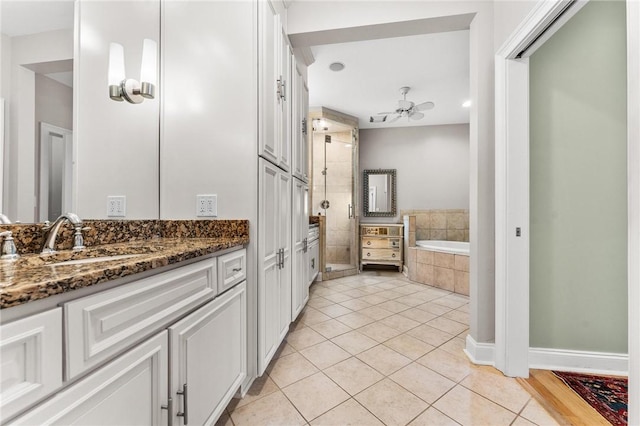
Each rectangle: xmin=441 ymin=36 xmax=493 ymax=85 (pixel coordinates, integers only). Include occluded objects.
xmin=0 ymin=220 xmax=249 ymax=309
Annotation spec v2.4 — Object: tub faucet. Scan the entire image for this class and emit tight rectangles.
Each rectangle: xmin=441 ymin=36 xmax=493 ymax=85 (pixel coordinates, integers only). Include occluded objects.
xmin=41 ymin=213 xmax=86 ymax=254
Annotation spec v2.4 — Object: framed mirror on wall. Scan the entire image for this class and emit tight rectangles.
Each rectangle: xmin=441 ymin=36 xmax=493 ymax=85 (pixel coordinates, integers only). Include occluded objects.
xmin=363 ymin=169 xmax=396 ymax=217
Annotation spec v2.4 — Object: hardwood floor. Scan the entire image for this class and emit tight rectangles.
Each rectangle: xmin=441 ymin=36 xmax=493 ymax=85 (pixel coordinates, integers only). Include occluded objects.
xmin=518 ymin=369 xmax=612 ymax=426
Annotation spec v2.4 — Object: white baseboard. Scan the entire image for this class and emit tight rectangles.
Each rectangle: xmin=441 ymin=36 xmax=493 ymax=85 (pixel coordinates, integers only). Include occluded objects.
xmin=529 ymin=347 xmax=629 ymax=376
xmin=463 ymin=338 xmax=628 ymax=376
xmin=464 ymin=335 xmax=495 ymax=366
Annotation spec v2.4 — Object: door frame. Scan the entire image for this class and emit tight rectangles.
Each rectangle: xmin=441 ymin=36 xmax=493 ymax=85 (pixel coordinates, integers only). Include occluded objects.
xmin=39 ymin=122 xmax=73 ymax=222
xmin=495 ymin=0 xmax=639 ymax=423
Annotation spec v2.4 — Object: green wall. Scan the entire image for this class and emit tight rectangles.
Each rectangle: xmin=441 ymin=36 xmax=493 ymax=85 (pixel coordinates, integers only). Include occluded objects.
xmin=530 ymin=0 xmax=627 ymax=353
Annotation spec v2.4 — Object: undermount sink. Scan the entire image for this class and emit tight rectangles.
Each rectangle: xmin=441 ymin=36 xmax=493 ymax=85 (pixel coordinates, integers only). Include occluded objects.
xmin=48 ymin=254 xmax=143 ymax=267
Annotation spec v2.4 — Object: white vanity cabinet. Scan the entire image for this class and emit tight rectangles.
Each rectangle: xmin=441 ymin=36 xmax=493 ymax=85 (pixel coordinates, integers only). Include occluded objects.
xmin=4 ymin=249 xmax=247 ymax=426
xmin=291 ymin=178 xmax=309 ymax=320
xmin=0 ymin=309 xmax=63 ymax=421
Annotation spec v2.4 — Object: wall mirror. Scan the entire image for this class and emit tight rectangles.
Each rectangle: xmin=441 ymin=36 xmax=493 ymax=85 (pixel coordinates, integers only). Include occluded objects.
xmin=1 ymin=0 xmax=160 ymax=223
xmin=363 ymin=169 xmax=396 ymax=217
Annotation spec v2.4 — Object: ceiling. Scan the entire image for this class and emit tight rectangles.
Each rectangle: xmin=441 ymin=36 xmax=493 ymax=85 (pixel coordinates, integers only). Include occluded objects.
xmin=1 ymin=1 xmax=74 ymax=37
xmin=308 ymin=30 xmax=470 ymax=130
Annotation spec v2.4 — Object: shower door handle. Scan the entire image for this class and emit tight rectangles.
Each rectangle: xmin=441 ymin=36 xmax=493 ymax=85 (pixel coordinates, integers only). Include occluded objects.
xmin=348 ymin=204 xmax=353 ymax=219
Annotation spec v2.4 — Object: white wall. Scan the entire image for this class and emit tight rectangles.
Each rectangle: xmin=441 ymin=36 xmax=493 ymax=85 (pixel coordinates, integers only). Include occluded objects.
xmin=75 ymin=1 xmax=159 ymax=219
xmin=160 ymin=0 xmax=258 ymax=390
xmin=493 ymin=1 xmax=538 ymax=51
xmin=359 ymin=124 xmax=469 ymax=223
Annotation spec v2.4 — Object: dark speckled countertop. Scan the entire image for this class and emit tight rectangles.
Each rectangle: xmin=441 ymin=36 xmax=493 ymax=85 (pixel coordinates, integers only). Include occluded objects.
xmin=0 ymin=220 xmax=249 ymax=309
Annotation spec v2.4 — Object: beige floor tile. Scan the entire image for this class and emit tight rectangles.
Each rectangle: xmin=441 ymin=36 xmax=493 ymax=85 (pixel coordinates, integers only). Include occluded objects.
xmin=266 ymin=352 xmax=319 ymax=387
xmin=512 ymin=416 xmax=537 ymax=426
xmin=433 ymin=385 xmax=517 ymax=426
xmin=228 ymin=374 xmax=279 ymax=409
xmin=328 ymin=283 xmax=352 ymax=292
xmin=409 ymin=407 xmax=461 ymax=426
xmin=442 ymin=309 xmax=469 ymax=325
xmin=520 ymin=398 xmax=561 ymax=426
xmin=339 ymin=298 xmax=373 ymax=311
xmin=355 ymin=379 xmax=429 ymax=426
xmin=286 ymin=327 xmax=327 ymax=350
xmin=427 ymin=317 xmax=469 ymax=335
xmin=390 ymin=362 xmax=456 ymax=404
xmin=456 ymin=303 xmax=470 ymax=313
xmin=332 ymin=330 xmax=379 ymax=355
xmin=376 ymin=300 xmax=412 ymax=314
xmin=460 ymin=367 xmax=531 ymax=413
xmin=297 ymin=307 xmax=333 ymax=326
xmin=392 ymin=285 xmax=420 ymax=296
xmin=393 ymin=294 xmax=428 ymax=307
xmin=307 ymin=296 xmax=335 ymax=309
xmin=357 ymin=322 xmax=403 ymax=343
xmin=316 ymin=303 xmax=354 ymax=318
xmin=375 ymin=289 xmax=404 ymax=300
xmin=372 ymin=281 xmax=399 ymax=290
xmin=310 ymin=318 xmax=353 ymax=339
xmin=230 ymin=390 xmax=306 ymax=426
xmin=358 ymin=286 xmax=384 ymax=295
xmin=416 ymin=348 xmax=475 ymax=382
xmin=398 ymin=307 xmax=438 ymax=323
xmin=379 ymin=314 xmax=421 ymax=332
xmin=323 ymin=357 xmax=384 ymax=395
xmin=357 ymin=344 xmax=412 ymax=375
xmin=310 ymin=399 xmax=384 ymax=426
xmin=358 ymin=306 xmax=395 ymax=320
xmin=312 ymin=287 xmax=338 ymax=297
xmin=342 ymin=289 xmax=371 ymax=299
xmin=433 ymin=295 xmax=469 ymax=309
xmin=323 ymin=292 xmax=353 ymax=303
xmin=384 ymin=334 xmax=435 ymax=360
xmin=416 ymin=301 xmax=453 ymax=316
xmin=272 ymin=341 xmax=297 ymax=359
xmin=439 ymin=337 xmax=467 ymax=356
xmin=300 ymin=340 xmax=352 ymax=370
xmin=282 ymin=372 xmax=350 ymax=421
xmin=336 ymin=311 xmax=376 ymax=328
xmin=214 ymin=411 xmax=233 ymax=426
xmin=407 ymin=324 xmax=455 ymax=347
xmin=359 ymin=294 xmax=388 ymax=305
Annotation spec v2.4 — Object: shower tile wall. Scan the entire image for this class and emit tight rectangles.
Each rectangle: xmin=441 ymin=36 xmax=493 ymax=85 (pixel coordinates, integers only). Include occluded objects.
xmin=400 ymin=209 xmax=469 ymax=242
xmin=313 ymin=131 xmax=353 ymax=265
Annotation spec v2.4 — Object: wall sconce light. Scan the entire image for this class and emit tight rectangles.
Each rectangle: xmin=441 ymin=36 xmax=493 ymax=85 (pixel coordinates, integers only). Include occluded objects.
xmin=108 ymin=39 xmax=157 ymax=104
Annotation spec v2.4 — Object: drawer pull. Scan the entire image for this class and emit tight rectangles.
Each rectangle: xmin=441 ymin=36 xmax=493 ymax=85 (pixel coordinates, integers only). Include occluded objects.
xmin=366 ymin=253 xmax=370 ymax=257
xmin=367 ymin=241 xmax=371 ymax=245
xmin=232 ymin=267 xmax=242 ymax=273
xmin=177 ymin=383 xmax=188 ymax=424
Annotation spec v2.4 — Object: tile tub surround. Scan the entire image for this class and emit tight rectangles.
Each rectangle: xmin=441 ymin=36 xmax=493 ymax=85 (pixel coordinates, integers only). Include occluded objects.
xmin=407 ymin=247 xmax=469 ymax=296
xmin=401 ymin=210 xmax=469 ymax=243
xmin=0 ymin=220 xmax=249 ymax=309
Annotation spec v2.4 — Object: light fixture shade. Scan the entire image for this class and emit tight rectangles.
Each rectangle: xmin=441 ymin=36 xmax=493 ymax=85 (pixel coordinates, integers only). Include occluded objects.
xmin=140 ymin=38 xmax=157 ymax=86
xmin=108 ymin=42 xmax=125 ymax=86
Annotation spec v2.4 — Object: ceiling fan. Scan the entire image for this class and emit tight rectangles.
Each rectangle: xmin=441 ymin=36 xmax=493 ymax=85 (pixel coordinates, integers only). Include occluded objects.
xmin=371 ymin=86 xmax=434 ymax=123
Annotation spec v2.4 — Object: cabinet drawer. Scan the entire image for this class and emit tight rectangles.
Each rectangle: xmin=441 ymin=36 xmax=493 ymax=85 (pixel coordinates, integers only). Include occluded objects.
xmin=217 ymin=248 xmax=246 ymax=293
xmin=362 ymin=248 xmax=401 ymax=261
xmin=64 ymin=258 xmax=217 ymax=380
xmin=1 ymin=308 xmax=62 ymax=421
xmin=362 ymin=238 xmax=402 ymax=249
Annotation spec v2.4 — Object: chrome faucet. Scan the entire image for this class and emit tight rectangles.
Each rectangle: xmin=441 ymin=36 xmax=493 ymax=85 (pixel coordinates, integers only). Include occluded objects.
xmin=0 ymin=230 xmax=19 ymax=260
xmin=0 ymin=213 xmax=11 ymax=224
xmin=41 ymin=213 xmax=87 ymax=254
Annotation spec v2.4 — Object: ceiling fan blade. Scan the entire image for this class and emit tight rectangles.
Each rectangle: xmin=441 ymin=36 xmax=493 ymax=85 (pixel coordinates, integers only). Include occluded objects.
xmin=409 ymin=111 xmax=425 ymax=120
xmin=398 ymin=100 xmax=413 ymax=110
xmin=415 ymin=101 xmax=435 ymax=111
xmin=388 ymin=115 xmax=400 ymax=123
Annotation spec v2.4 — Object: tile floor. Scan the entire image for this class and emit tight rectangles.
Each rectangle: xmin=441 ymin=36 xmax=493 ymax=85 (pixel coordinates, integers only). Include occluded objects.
xmin=219 ymin=271 xmax=560 ymax=426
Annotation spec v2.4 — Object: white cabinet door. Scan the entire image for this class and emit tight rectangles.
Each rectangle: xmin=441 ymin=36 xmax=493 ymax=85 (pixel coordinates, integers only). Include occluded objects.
xmin=291 ymin=179 xmax=309 ymax=320
xmin=277 ymin=33 xmax=291 ymax=172
xmin=258 ymin=159 xmax=292 ymax=375
xmin=1 ymin=309 xmax=62 ymax=421
xmin=258 ymin=0 xmax=279 ymax=165
xmin=169 ymin=282 xmax=247 ymax=426
xmin=302 ymin=81 xmax=310 ymax=182
xmin=10 ymin=332 xmax=169 ymax=426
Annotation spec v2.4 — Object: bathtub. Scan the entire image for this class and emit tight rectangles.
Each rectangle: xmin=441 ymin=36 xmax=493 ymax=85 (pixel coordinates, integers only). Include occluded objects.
xmin=416 ymin=240 xmax=470 ymax=256
xmin=409 ymin=240 xmax=470 ymax=295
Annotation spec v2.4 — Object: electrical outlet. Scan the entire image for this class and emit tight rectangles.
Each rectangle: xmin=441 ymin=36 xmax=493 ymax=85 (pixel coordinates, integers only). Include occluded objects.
xmin=107 ymin=196 xmax=126 ymax=217
xmin=196 ymin=194 xmax=217 ymax=217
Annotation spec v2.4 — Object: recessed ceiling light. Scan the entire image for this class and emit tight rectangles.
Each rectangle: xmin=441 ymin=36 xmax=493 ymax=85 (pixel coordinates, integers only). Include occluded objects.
xmin=329 ymin=62 xmax=345 ymax=72
xmin=462 ymin=100 xmax=472 ymax=108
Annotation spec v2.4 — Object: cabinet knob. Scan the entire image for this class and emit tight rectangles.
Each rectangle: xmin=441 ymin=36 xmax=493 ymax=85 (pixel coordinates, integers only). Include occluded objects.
xmin=366 ymin=241 xmax=371 ymax=245
xmin=392 ymin=253 xmax=396 ymax=258
xmin=366 ymin=253 xmax=370 ymax=257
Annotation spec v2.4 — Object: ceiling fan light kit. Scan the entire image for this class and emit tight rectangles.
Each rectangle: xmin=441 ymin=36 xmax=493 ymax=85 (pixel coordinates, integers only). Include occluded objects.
xmin=375 ymin=86 xmax=434 ymax=123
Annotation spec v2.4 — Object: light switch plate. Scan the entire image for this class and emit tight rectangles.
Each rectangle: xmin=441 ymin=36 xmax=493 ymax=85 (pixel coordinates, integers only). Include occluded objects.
xmin=196 ymin=194 xmax=217 ymax=217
